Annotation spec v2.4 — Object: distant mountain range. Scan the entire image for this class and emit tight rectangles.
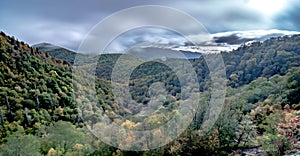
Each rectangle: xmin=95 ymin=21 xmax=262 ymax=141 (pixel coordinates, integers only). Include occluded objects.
xmin=33 ymin=29 xmax=300 ymax=63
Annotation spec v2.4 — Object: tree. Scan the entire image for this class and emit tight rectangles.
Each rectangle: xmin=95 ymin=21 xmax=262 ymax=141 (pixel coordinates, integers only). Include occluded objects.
xmin=41 ymin=121 xmax=94 ymax=155
xmin=0 ymin=107 xmax=4 ymax=127
xmin=0 ymin=128 xmax=41 ymax=156
xmin=235 ymin=115 xmax=257 ymax=147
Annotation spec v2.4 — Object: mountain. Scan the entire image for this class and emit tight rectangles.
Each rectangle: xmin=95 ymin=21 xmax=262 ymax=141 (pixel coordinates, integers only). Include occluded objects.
xmin=32 ymin=42 xmax=62 ymax=51
xmin=212 ymin=29 xmax=300 ymax=46
xmin=163 ymin=29 xmax=300 ymax=55
xmin=33 ymin=30 xmax=300 ymax=64
xmin=0 ymin=31 xmax=300 ymax=155
xmin=0 ymin=32 xmax=75 ymax=122
xmin=216 ymin=29 xmax=300 ymax=40
xmin=33 ymin=42 xmax=78 ymax=64
xmin=127 ymin=46 xmax=202 ymax=60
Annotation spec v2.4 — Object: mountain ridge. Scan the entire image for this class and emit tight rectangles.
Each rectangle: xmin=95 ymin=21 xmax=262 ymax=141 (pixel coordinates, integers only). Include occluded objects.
xmin=32 ymin=29 xmax=300 ymax=65
xmin=33 ymin=42 xmax=78 ymax=65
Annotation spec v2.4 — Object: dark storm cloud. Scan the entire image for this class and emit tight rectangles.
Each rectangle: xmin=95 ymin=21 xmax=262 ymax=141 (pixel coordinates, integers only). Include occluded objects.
xmin=212 ymin=30 xmax=300 ymax=46
xmin=213 ymin=33 xmax=289 ymax=45
xmin=274 ymin=0 xmax=300 ymax=30
xmin=214 ymin=34 xmax=254 ymax=45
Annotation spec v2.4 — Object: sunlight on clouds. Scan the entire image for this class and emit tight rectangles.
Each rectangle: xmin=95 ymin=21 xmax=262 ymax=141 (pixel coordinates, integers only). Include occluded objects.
xmin=247 ymin=0 xmax=286 ymax=17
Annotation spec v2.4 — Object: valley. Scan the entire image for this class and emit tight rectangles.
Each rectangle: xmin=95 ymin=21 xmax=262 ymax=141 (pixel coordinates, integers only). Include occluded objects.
xmin=0 ymin=31 xmax=299 ymax=155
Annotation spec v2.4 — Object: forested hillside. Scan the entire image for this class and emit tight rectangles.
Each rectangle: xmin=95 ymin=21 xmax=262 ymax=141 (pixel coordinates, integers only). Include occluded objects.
xmin=0 ymin=31 xmax=78 ymax=129
xmin=33 ymin=43 xmax=78 ymax=65
xmin=0 ymin=32 xmax=114 ymax=155
xmin=0 ymin=31 xmax=299 ymax=155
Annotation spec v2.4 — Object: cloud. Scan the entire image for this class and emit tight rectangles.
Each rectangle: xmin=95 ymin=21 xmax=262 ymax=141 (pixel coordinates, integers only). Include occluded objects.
xmin=0 ymin=16 xmax=87 ymax=50
xmin=213 ymin=34 xmax=253 ymax=45
xmin=274 ymin=0 xmax=300 ymax=30
xmin=105 ymin=27 xmax=187 ymax=53
xmin=211 ymin=29 xmax=300 ymax=46
xmin=0 ymin=0 xmax=169 ymax=51
xmin=1 ymin=0 xmax=300 ymax=52
xmin=104 ymin=29 xmax=300 ymax=53
xmin=171 ymin=0 xmax=267 ymax=32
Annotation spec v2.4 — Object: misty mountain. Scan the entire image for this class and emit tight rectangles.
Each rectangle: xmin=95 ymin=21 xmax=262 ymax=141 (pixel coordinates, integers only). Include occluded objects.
xmin=212 ymin=29 xmax=300 ymax=46
xmin=33 ymin=30 xmax=300 ymax=65
xmin=127 ymin=46 xmax=202 ymax=60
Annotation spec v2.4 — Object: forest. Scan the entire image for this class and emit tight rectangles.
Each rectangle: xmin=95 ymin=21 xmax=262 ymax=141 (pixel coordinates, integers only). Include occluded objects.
xmin=0 ymin=31 xmax=299 ymax=155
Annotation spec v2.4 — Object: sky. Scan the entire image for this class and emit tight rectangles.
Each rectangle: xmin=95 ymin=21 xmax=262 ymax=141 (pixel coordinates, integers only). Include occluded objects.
xmin=0 ymin=0 xmax=300 ymax=52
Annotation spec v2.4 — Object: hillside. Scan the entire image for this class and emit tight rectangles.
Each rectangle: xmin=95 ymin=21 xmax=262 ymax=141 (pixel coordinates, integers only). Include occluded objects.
xmin=0 ymin=32 xmax=78 ymax=129
xmin=33 ymin=43 xmax=79 ymax=65
xmin=0 ymin=31 xmax=299 ymax=155
xmin=223 ymin=35 xmax=300 ymax=86
xmin=0 ymin=32 xmax=115 ymax=155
